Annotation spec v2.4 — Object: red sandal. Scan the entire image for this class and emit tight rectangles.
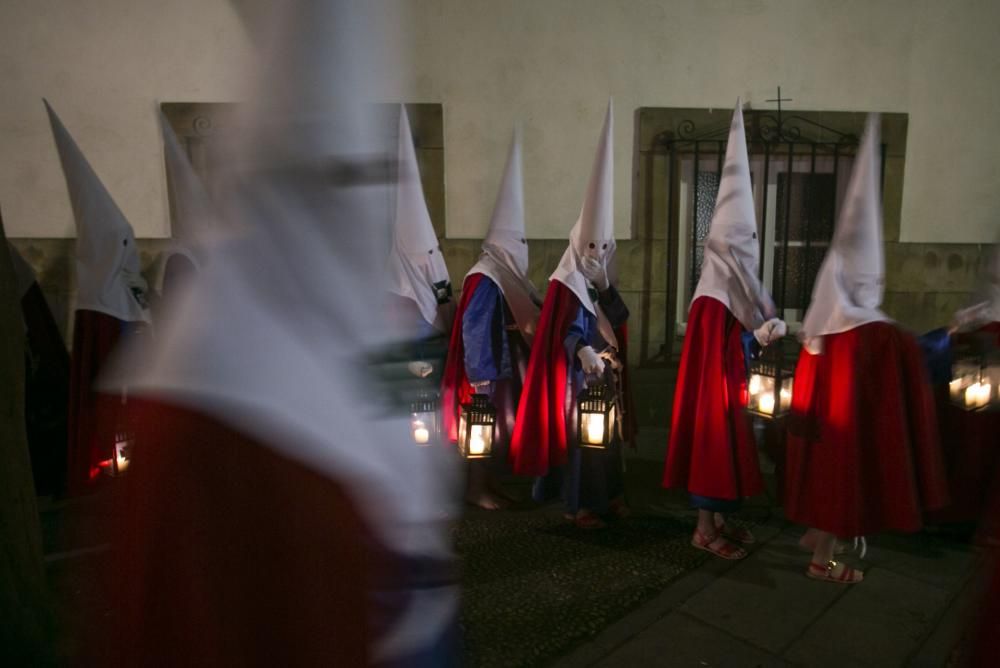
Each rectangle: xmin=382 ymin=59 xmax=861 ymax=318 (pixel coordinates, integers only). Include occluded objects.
xmin=569 ymin=510 xmax=607 ymax=530
xmin=717 ymin=522 xmax=755 ymax=545
xmin=806 ymin=560 xmax=863 ymax=584
xmin=691 ymin=528 xmax=747 ymax=560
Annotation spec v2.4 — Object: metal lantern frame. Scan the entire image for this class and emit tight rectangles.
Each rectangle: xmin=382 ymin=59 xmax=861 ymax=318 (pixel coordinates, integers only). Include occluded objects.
xmin=950 ymin=346 xmax=999 ymax=413
xmin=457 ymin=394 xmax=496 ymax=459
xmin=109 ymin=429 xmax=134 ymax=477
xmin=746 ymin=339 xmax=795 ymax=420
xmin=577 ymin=379 xmax=618 ymax=449
xmin=409 ymin=391 xmax=440 ymax=446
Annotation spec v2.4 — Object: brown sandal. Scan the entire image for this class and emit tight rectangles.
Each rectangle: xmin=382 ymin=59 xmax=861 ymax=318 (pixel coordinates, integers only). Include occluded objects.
xmin=806 ymin=560 xmax=864 ymax=584
xmin=691 ymin=528 xmax=748 ymax=560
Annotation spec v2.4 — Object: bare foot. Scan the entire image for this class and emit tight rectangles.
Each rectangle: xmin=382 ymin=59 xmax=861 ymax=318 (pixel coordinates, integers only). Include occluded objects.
xmin=465 ymin=490 xmax=507 ymax=510
xmin=798 ymin=529 xmax=845 ymax=554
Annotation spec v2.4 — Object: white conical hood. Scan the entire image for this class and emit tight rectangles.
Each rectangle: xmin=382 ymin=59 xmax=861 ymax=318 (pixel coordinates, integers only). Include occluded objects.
xmin=45 ymin=101 xmax=150 ymax=324
xmin=691 ymin=99 xmax=775 ymax=330
xmin=160 ymin=113 xmax=217 ymax=248
xmin=551 ymin=100 xmax=617 ymax=331
xmin=153 ymin=113 xmax=214 ymax=294
xmin=801 ymin=113 xmax=889 ymax=339
xmin=467 ymin=126 xmax=540 ymax=340
xmin=386 ymin=105 xmax=453 ymax=333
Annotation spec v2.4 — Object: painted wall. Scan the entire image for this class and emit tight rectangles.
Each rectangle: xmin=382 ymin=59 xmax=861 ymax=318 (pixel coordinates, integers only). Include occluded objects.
xmin=2 ymin=0 xmax=998 ymax=243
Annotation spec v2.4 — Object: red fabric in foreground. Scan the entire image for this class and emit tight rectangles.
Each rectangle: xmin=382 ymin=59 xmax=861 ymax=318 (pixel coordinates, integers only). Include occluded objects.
xmin=662 ymin=296 xmax=763 ymax=500
xmin=66 ymin=309 xmax=124 ymax=495
xmin=116 ymin=399 xmax=373 ymax=666
xmin=784 ymin=322 xmax=949 ymax=537
xmin=440 ymin=272 xmax=484 ymax=443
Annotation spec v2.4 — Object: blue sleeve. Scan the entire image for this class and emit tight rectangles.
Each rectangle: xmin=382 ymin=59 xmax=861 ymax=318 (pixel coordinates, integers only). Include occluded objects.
xmin=917 ymin=327 xmax=953 ymax=386
xmin=741 ymin=331 xmax=761 ymax=377
xmin=463 ymin=278 xmax=508 ymax=383
xmin=563 ymin=305 xmax=590 ymax=365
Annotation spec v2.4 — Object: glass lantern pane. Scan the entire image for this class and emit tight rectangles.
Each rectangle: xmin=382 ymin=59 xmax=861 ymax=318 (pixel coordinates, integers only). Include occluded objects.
xmin=581 ymin=412 xmax=605 ymax=446
xmin=779 ymin=376 xmax=794 ymax=414
xmin=747 ymin=373 xmax=776 ymax=415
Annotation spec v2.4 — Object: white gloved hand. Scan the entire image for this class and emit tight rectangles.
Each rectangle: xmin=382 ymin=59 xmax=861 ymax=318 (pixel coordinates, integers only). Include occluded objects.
xmin=577 ymin=345 xmax=605 ymax=375
xmin=579 ymin=256 xmax=610 ymax=292
xmin=753 ymin=318 xmax=787 ymax=346
xmin=407 ymin=361 xmax=434 ymax=378
xmin=950 ymin=301 xmax=991 ymax=334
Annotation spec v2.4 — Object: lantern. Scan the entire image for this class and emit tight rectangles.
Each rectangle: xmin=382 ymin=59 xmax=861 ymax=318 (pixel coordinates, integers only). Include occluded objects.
xmin=746 ymin=343 xmax=794 ymax=419
xmin=577 ymin=379 xmax=618 ymax=449
xmin=457 ymin=394 xmax=495 ymax=459
xmin=950 ymin=349 xmax=999 ymax=412
xmin=410 ymin=392 xmax=439 ymax=446
xmin=109 ymin=429 xmax=133 ymax=476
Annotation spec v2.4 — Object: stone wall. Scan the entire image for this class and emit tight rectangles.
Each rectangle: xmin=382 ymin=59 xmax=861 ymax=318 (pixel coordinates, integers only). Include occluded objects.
xmin=13 ymin=236 xmax=990 ymax=361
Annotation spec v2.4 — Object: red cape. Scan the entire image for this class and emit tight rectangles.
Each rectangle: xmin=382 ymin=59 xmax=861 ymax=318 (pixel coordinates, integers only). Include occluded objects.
xmin=784 ymin=322 xmax=949 ymax=537
xmin=115 ymin=399 xmax=373 ymax=665
xmin=509 ymin=281 xmax=635 ymax=477
xmin=440 ymin=272 xmax=484 ymax=443
xmin=663 ymin=296 xmax=763 ymax=500
xmin=66 ymin=309 xmax=125 ymax=494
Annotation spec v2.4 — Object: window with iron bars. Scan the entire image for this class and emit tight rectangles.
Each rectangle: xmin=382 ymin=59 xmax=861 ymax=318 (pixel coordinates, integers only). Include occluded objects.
xmin=632 ymin=108 xmax=907 ymax=365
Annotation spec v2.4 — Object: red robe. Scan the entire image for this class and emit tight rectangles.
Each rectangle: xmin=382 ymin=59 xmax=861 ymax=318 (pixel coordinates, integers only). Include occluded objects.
xmin=662 ymin=296 xmax=763 ymax=500
xmin=784 ymin=322 xmax=949 ymax=537
xmin=509 ymin=281 xmax=635 ymax=477
xmin=66 ymin=310 xmax=129 ymax=494
xmin=440 ymin=272 xmax=484 ymax=443
xmin=932 ymin=322 xmax=1000 ymax=527
xmin=114 ymin=399 xmax=374 ymax=665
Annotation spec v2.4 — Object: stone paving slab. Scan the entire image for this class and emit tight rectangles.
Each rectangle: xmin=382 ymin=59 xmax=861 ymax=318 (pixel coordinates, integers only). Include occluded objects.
xmin=594 ymin=611 xmax=791 ymax=668
xmin=679 ymin=531 xmax=847 ymax=654
xmin=784 ymin=567 xmax=953 ymax=668
xmin=550 ymin=520 xmax=981 ymax=668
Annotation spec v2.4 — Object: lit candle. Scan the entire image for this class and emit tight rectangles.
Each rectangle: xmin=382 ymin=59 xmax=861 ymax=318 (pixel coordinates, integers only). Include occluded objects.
xmin=584 ymin=413 xmax=605 ymax=445
xmin=469 ymin=425 xmax=486 ymax=455
xmin=977 ymin=382 xmax=992 ymax=407
xmin=748 ymin=374 xmax=763 ymax=396
xmin=758 ymin=392 xmax=775 ymax=415
xmin=966 ymin=383 xmax=983 ymax=408
xmin=114 ymin=439 xmax=130 ymax=473
xmin=950 ymin=378 xmax=963 ymax=401
xmin=412 ymin=420 xmax=430 ymax=445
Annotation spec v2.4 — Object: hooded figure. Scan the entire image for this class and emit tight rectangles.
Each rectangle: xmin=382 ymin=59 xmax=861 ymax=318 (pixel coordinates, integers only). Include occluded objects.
xmin=440 ymin=127 xmax=541 ymax=509
xmin=663 ymin=100 xmax=785 ymax=560
xmin=784 ymin=114 xmax=948 ymax=584
xmin=386 ymin=105 xmax=454 ymax=338
xmin=149 ymin=113 xmax=213 ymax=307
xmin=8 ymin=241 xmax=70 ymax=496
xmin=45 ymin=101 xmax=151 ymax=494
xmin=104 ymin=2 xmax=459 ymax=664
xmin=918 ymin=241 xmax=1000 ymax=527
xmin=510 ymin=101 xmax=635 ymax=529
